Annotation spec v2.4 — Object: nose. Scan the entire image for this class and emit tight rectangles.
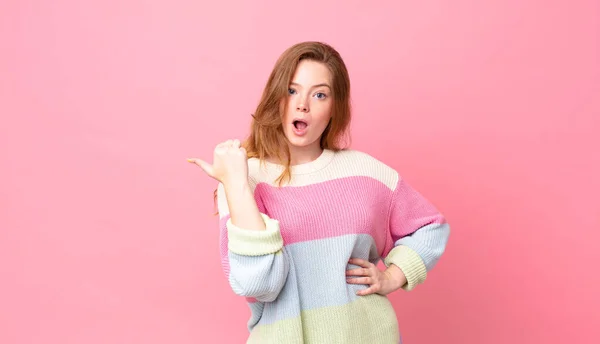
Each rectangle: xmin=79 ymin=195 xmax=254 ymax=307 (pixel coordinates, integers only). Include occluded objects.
xmin=296 ymin=102 xmax=308 ymax=112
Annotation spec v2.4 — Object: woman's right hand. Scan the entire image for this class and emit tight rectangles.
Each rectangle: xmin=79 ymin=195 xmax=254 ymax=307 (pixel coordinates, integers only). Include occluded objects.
xmin=187 ymin=139 xmax=249 ymax=188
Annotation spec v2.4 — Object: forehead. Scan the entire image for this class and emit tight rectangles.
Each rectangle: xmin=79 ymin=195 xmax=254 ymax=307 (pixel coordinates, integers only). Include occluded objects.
xmin=291 ymin=60 xmax=332 ymax=85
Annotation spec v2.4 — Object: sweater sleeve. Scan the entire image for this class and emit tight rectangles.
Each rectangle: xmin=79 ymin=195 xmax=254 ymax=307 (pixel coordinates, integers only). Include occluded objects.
xmin=383 ymin=176 xmax=450 ymax=291
xmin=217 ymin=182 xmax=290 ymax=302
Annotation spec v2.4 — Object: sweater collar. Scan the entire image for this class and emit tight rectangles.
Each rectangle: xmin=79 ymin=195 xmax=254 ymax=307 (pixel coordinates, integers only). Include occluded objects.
xmin=264 ymin=149 xmax=335 ymax=175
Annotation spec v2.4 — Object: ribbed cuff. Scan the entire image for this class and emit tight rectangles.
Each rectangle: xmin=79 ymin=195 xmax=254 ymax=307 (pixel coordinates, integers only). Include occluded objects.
xmin=227 ymin=214 xmax=284 ymax=256
xmin=384 ymin=246 xmax=427 ymax=291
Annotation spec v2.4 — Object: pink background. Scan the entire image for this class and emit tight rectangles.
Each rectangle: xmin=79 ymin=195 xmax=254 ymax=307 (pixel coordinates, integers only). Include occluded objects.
xmin=1 ymin=1 xmax=598 ymax=343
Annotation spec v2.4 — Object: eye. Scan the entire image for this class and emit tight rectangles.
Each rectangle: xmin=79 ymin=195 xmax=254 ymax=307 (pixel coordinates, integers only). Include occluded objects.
xmin=288 ymin=88 xmax=297 ymax=95
xmin=315 ymin=92 xmax=327 ymax=99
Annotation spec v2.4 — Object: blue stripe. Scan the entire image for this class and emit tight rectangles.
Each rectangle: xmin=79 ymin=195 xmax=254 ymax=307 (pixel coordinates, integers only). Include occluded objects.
xmin=255 ymin=234 xmax=381 ymax=326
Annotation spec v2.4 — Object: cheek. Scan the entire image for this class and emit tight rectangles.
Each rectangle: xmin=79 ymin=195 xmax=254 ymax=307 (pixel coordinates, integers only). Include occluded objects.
xmin=313 ymin=102 xmax=333 ymax=128
xmin=312 ymin=116 xmax=332 ymax=135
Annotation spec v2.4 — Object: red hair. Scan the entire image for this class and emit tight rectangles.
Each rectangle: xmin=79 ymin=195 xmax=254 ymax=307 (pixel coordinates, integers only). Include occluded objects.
xmin=213 ymin=41 xmax=352 ymax=211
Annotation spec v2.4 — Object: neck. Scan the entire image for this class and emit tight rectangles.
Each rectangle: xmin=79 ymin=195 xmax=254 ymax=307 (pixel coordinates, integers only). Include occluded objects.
xmin=288 ymin=142 xmax=323 ymax=166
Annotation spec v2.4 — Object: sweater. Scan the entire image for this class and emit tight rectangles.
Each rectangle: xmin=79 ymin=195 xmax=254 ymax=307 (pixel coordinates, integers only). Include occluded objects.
xmin=216 ymin=149 xmax=450 ymax=344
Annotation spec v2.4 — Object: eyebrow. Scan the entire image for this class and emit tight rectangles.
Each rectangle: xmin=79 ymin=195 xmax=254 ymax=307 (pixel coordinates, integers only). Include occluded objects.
xmin=290 ymin=82 xmax=331 ymax=90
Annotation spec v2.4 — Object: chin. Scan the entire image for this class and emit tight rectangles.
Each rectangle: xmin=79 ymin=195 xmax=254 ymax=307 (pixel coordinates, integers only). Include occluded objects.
xmin=287 ymin=138 xmax=312 ymax=148
xmin=285 ymin=134 xmax=319 ymax=149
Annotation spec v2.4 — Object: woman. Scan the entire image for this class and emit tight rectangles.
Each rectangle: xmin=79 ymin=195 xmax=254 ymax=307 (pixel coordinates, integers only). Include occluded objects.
xmin=188 ymin=41 xmax=450 ymax=343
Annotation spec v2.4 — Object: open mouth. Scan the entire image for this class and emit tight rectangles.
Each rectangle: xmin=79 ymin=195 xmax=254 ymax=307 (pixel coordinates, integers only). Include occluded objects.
xmin=293 ymin=120 xmax=308 ymax=130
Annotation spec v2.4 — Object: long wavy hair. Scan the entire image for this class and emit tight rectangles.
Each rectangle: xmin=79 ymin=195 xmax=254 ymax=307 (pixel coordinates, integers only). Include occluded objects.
xmin=213 ymin=41 xmax=352 ymax=210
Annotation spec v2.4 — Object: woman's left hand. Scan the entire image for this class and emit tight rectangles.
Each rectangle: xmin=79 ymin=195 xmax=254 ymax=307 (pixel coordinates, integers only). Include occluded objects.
xmin=346 ymin=258 xmax=406 ymax=296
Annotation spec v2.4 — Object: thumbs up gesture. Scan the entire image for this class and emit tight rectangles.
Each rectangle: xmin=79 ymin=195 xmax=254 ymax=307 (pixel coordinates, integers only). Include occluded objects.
xmin=188 ymin=139 xmax=249 ymax=188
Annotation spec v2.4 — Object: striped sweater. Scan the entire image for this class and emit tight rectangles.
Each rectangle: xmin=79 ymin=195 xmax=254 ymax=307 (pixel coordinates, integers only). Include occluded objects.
xmin=217 ymin=149 xmax=450 ymax=344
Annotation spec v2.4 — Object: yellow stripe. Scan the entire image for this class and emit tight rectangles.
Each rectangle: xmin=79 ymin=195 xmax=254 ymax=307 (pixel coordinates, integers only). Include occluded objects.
xmin=247 ymin=294 xmax=399 ymax=344
xmin=227 ymin=214 xmax=284 ymax=256
xmin=384 ymin=245 xmax=427 ymax=291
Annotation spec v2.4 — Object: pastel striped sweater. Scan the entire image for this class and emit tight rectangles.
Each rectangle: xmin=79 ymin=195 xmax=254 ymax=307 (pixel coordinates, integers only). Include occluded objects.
xmin=217 ymin=149 xmax=450 ymax=344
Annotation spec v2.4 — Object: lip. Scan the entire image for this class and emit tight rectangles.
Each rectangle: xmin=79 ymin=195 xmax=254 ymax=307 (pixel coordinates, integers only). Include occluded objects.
xmin=292 ymin=117 xmax=309 ymax=125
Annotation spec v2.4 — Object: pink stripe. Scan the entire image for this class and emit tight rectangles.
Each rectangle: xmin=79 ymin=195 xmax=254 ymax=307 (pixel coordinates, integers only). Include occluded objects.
xmin=256 ymin=176 xmax=392 ymax=255
xmin=218 ymin=175 xmax=444 ymax=302
xmin=388 ymin=178 xmax=445 ymax=244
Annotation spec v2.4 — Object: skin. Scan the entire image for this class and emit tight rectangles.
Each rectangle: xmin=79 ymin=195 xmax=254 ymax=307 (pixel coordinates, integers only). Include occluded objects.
xmin=280 ymin=60 xmax=333 ymax=165
xmin=188 ymin=60 xmax=407 ymax=296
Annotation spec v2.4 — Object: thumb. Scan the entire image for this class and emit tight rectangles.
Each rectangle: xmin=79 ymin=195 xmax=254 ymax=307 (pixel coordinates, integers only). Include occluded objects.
xmin=187 ymin=158 xmax=214 ymax=177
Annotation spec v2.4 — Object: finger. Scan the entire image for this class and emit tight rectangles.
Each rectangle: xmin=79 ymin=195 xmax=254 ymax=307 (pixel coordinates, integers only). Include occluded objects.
xmin=348 ymin=258 xmax=372 ymax=268
xmin=187 ymin=158 xmax=214 ymax=176
xmin=240 ymin=147 xmax=247 ymax=156
xmin=356 ymin=285 xmax=379 ymax=296
xmin=346 ymin=277 xmax=372 ymax=285
xmin=345 ymin=268 xmax=371 ymax=276
xmin=232 ymin=139 xmax=240 ymax=148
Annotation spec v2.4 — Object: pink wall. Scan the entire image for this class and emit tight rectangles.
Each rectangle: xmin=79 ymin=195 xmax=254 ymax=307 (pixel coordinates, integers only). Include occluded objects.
xmin=1 ymin=1 xmax=598 ymax=343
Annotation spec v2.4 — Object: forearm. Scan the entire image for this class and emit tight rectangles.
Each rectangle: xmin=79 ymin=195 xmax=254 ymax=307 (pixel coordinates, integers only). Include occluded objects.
xmin=217 ymin=181 xmax=283 ymax=257
xmin=386 ymin=175 xmax=450 ymax=290
xmin=219 ymin=182 xmax=289 ymax=300
xmin=223 ymin=181 xmax=265 ymax=231
xmin=384 ymin=222 xmax=449 ymax=291
xmin=223 ymin=197 xmax=289 ymax=301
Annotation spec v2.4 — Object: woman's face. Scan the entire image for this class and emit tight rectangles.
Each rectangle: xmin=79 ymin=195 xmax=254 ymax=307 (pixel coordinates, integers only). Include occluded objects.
xmin=281 ymin=60 xmax=333 ymax=151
